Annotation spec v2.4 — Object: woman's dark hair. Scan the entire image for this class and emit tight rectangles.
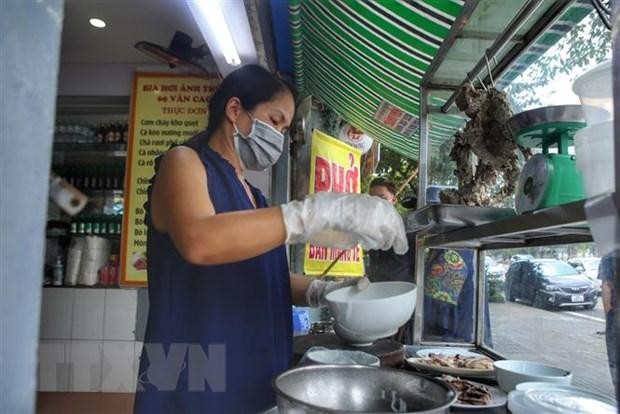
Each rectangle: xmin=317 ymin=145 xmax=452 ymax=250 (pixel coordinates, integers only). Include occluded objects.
xmin=199 ymin=65 xmax=294 ymax=142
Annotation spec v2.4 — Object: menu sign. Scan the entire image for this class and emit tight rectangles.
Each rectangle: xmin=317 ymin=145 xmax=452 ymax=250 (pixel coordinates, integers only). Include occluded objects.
xmin=120 ymin=72 xmax=219 ymax=286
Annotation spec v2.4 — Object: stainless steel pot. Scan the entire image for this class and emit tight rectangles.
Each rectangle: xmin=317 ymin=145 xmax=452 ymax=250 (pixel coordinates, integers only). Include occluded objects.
xmin=273 ymin=365 xmax=456 ymax=414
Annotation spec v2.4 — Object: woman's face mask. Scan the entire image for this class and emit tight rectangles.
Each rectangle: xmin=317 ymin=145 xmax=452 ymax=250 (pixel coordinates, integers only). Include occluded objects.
xmin=233 ymin=111 xmax=285 ymax=171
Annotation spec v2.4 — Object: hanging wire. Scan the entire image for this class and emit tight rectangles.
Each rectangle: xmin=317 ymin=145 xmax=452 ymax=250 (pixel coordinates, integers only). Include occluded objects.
xmin=484 ymin=53 xmax=495 ymax=88
xmin=477 ymin=74 xmax=488 ymax=91
xmin=590 ymin=0 xmax=612 ymax=30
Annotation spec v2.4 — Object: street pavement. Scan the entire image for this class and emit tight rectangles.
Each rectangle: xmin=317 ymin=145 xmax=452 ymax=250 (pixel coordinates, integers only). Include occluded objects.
xmin=489 ymin=300 xmax=613 ymax=398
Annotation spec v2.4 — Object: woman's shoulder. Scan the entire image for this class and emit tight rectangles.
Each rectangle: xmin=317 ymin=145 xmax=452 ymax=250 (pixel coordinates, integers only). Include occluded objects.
xmin=161 ymin=145 xmax=202 ymax=168
xmin=152 ymin=146 xmax=207 ymax=190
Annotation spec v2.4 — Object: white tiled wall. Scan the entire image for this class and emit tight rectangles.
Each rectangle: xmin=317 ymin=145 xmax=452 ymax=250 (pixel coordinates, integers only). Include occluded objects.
xmin=72 ymin=289 xmax=105 ymax=340
xmin=38 ymin=288 xmax=143 ymax=393
xmin=39 ymin=289 xmax=74 ymax=339
xmin=102 ymin=341 xmax=136 ymax=392
xmin=134 ymin=341 xmax=144 ymax=392
xmin=69 ymin=341 xmax=103 ymax=392
xmin=104 ymin=290 xmax=137 ymax=341
xmin=38 ymin=340 xmax=70 ymax=391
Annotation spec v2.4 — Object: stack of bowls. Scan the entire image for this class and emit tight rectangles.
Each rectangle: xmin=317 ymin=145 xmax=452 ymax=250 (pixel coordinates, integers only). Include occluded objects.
xmin=572 ymin=60 xmax=615 ymax=199
xmin=494 ymin=360 xmax=572 ymax=392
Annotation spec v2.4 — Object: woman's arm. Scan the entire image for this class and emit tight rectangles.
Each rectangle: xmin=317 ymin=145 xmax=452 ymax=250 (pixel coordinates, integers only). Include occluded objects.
xmin=602 ymin=280 xmax=614 ymax=313
xmin=150 ymin=146 xmax=286 ymax=265
xmin=290 ymin=274 xmax=312 ymax=306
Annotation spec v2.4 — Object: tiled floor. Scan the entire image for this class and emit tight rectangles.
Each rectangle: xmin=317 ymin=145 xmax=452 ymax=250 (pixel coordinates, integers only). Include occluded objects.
xmin=37 ymin=392 xmax=134 ymax=414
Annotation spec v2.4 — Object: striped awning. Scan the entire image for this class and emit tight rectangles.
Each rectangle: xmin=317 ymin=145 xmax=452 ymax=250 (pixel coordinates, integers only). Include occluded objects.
xmin=290 ymin=1 xmax=599 ymax=160
xmin=290 ymin=0 xmax=465 ymax=159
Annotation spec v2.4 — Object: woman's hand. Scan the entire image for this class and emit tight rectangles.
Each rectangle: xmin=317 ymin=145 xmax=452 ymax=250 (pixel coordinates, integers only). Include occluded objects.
xmin=281 ymin=192 xmax=409 ymax=254
xmin=305 ymin=277 xmax=370 ymax=308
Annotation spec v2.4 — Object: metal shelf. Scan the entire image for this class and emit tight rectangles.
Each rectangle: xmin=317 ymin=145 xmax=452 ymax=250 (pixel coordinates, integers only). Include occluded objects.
xmin=83 ymin=189 xmax=124 ymax=196
xmin=53 ymin=142 xmax=127 ymax=156
xmin=42 ymin=285 xmax=124 ymax=290
xmin=419 ymin=200 xmax=592 ymax=250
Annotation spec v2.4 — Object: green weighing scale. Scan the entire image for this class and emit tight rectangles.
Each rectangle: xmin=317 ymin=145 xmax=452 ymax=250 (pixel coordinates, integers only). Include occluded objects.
xmin=508 ymin=105 xmax=588 ymax=214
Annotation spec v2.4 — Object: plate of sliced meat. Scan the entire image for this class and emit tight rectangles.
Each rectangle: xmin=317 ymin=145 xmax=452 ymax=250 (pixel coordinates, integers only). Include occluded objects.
xmin=406 ymin=353 xmax=495 ymax=378
xmin=441 ymin=375 xmax=507 ymax=410
xmin=416 ymin=348 xmax=481 ymax=358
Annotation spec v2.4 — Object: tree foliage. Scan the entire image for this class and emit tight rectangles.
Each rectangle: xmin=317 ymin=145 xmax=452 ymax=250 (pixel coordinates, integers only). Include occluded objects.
xmin=429 ymin=138 xmax=457 ymax=187
xmin=505 ymin=13 xmax=611 ymax=112
xmin=371 ymin=144 xmax=418 ymax=194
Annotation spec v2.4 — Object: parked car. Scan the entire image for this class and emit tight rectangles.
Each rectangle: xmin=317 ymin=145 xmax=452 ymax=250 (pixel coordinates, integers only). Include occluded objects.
xmin=567 ymin=257 xmax=602 ymax=295
xmin=510 ymin=254 xmax=534 ymax=263
xmin=504 ymin=259 xmax=598 ymax=310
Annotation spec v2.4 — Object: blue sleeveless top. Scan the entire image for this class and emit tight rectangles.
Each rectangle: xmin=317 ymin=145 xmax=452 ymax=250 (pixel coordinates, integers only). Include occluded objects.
xmin=134 ymin=136 xmax=292 ymax=413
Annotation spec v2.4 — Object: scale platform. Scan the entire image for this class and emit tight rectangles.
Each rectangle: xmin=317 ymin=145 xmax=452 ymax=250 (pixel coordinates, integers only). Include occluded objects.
xmin=508 ymin=105 xmax=588 ymax=151
xmin=508 ymin=105 xmax=593 ymax=214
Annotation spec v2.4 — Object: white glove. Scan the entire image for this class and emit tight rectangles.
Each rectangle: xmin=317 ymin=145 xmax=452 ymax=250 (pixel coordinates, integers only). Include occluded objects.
xmin=281 ymin=192 xmax=409 ymax=254
xmin=305 ymin=277 xmax=371 ymax=308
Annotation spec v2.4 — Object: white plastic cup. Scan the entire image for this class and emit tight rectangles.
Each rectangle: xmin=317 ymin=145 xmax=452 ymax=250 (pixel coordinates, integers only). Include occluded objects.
xmin=78 ymin=236 xmax=110 ymax=286
xmin=574 ymin=121 xmax=615 ymax=199
xmin=65 ymin=248 xmax=82 ymax=286
xmin=572 ymin=60 xmax=613 ymax=126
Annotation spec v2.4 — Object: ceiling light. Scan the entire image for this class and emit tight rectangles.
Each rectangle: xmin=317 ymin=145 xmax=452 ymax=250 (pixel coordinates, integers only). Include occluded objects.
xmin=89 ymin=18 xmax=106 ymax=29
xmin=187 ymin=0 xmax=257 ymax=76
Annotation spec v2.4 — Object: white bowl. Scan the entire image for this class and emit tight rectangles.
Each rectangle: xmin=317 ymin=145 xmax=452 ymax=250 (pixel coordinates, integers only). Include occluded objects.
xmin=304 ymin=349 xmax=380 ymax=366
xmin=574 ymin=121 xmax=615 ymax=199
xmin=572 ymin=60 xmax=613 ymax=126
xmin=494 ymin=360 xmax=572 ymax=392
xmin=325 ymin=281 xmax=416 ymax=346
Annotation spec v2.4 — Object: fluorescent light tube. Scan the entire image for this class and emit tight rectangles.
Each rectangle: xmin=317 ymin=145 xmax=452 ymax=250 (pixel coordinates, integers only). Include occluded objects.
xmin=187 ymin=0 xmax=258 ymax=76
xmin=188 ymin=0 xmax=242 ymax=67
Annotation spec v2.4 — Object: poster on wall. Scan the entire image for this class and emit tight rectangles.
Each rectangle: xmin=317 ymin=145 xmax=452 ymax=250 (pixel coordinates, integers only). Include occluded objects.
xmin=303 ymin=130 xmax=364 ymax=277
xmin=120 ymin=72 xmax=220 ymax=286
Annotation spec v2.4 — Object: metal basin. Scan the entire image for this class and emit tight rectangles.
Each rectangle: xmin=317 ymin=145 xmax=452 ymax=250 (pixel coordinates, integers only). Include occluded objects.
xmin=273 ymin=365 xmax=456 ymax=413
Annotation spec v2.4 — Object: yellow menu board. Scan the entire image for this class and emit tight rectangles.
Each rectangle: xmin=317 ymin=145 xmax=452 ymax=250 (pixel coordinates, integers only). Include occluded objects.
xmin=303 ymin=130 xmax=364 ymax=277
xmin=120 ymin=72 xmax=220 ymax=286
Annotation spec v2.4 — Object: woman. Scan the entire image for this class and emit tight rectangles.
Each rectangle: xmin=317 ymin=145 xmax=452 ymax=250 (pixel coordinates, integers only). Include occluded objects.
xmin=134 ymin=65 xmax=407 ymax=413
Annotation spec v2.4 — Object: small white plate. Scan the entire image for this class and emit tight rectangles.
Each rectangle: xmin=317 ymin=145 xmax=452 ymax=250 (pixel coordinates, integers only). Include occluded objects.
xmin=406 ymin=357 xmax=495 ymax=378
xmin=416 ymin=348 xmax=481 ymax=358
xmin=451 ymin=380 xmax=507 ymax=410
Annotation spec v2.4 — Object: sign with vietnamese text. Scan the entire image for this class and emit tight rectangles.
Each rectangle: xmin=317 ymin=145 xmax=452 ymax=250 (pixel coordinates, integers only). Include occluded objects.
xmin=120 ymin=72 xmax=219 ymax=285
xmin=303 ymin=130 xmax=364 ymax=277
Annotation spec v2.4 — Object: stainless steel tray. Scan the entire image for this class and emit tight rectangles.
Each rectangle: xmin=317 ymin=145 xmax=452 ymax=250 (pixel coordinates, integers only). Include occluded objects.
xmin=406 ymin=205 xmax=516 ymax=234
xmin=507 ymin=105 xmax=589 ymax=135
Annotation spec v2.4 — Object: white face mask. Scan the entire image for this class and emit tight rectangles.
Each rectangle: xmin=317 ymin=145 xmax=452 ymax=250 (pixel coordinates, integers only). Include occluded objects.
xmin=233 ymin=112 xmax=285 ymax=171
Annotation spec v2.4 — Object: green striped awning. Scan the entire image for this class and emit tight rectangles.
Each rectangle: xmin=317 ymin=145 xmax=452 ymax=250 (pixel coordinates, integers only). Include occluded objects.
xmin=290 ymin=0 xmax=465 ymax=159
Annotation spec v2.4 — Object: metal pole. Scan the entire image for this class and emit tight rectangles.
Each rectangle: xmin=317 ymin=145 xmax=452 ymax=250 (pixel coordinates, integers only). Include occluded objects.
xmin=475 ymin=249 xmax=486 ymax=347
xmin=485 ymin=0 xmax=573 ymax=87
xmin=413 ymin=87 xmax=430 ymax=344
xmin=420 ymin=0 xmax=480 ymax=87
xmin=441 ymin=0 xmax=545 ymax=113
xmin=417 ymin=89 xmax=429 ymax=207
xmin=413 ymin=241 xmax=426 ymax=345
